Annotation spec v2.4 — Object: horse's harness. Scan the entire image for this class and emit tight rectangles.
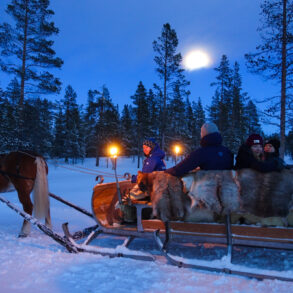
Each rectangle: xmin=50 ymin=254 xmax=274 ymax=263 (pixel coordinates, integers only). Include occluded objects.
xmin=0 ymin=151 xmax=36 ymax=181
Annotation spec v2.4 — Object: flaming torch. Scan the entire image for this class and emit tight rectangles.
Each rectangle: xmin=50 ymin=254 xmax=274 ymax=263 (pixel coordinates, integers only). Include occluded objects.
xmin=109 ymin=145 xmax=122 ymax=204
xmin=174 ymin=145 xmax=181 ymax=164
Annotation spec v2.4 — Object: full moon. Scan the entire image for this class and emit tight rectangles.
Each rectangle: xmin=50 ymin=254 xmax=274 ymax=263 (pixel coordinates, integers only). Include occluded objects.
xmin=183 ymin=50 xmax=211 ymax=70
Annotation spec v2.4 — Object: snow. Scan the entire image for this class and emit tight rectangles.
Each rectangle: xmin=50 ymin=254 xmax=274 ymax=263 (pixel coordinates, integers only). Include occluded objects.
xmin=0 ymin=157 xmax=293 ymax=293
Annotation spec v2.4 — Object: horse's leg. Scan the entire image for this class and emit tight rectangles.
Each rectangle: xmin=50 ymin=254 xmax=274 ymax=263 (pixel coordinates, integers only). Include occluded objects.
xmin=18 ymin=190 xmax=33 ymax=237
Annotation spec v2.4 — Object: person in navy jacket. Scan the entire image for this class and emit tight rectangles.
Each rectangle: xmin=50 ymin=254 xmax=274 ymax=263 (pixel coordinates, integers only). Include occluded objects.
xmin=131 ymin=138 xmax=166 ymax=183
xmin=165 ymin=123 xmax=233 ymax=177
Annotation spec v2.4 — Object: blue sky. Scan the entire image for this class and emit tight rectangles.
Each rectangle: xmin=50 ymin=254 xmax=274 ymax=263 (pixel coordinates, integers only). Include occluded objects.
xmin=0 ymin=0 xmax=281 ymax=133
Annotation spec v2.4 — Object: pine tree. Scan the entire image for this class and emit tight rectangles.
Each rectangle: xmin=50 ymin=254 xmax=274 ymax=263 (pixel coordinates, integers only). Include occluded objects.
xmin=210 ymin=55 xmax=232 ymax=138
xmin=121 ymin=104 xmax=135 ymax=155
xmin=286 ymin=128 xmax=293 ymax=159
xmin=95 ymin=85 xmax=120 ymax=165
xmin=0 ymin=0 xmax=63 ymax=105
xmin=52 ymin=106 xmax=66 ymax=158
xmin=147 ymin=89 xmax=160 ymax=139
xmin=167 ymin=82 xmax=187 ymax=149
xmin=245 ymin=0 xmax=293 ymax=158
xmin=131 ymin=81 xmax=150 ymax=168
xmin=230 ymin=62 xmax=249 ymax=152
xmin=0 ymin=78 xmax=20 ymax=151
xmin=244 ymin=100 xmax=262 ymax=135
xmin=62 ymin=85 xmax=85 ymax=162
xmin=153 ymin=23 xmax=189 ymax=150
xmin=0 ymin=0 xmax=63 ymax=145
xmin=84 ymin=89 xmax=99 ymax=157
xmin=33 ymin=98 xmax=54 ymax=155
xmin=192 ymin=98 xmax=206 ymax=148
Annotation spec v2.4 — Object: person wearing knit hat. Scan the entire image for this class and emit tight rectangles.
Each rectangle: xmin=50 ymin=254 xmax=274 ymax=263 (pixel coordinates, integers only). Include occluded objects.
xmin=200 ymin=122 xmax=219 ymax=138
xmin=165 ymin=122 xmax=233 ymax=177
xmin=245 ymin=134 xmax=264 ymax=161
xmin=264 ymin=138 xmax=280 ymax=156
xmin=130 ymin=138 xmax=166 ymax=200
xmin=263 ymin=138 xmax=286 ymax=170
xmin=246 ymin=134 xmax=263 ymax=147
xmin=142 ymin=138 xmax=156 ymax=151
xmin=235 ymin=134 xmax=284 ymax=172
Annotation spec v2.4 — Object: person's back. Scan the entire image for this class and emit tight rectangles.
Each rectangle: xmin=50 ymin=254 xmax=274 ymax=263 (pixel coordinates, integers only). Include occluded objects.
xmin=165 ymin=123 xmax=233 ymax=177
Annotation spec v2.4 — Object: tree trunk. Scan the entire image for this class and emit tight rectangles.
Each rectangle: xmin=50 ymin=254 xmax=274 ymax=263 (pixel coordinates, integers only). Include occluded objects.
xmin=20 ymin=0 xmax=28 ymax=108
xmin=161 ymin=40 xmax=168 ymax=151
xmin=280 ymin=0 xmax=287 ymax=159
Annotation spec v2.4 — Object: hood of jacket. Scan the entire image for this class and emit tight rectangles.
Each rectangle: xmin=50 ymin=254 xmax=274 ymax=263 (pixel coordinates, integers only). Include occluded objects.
xmin=147 ymin=144 xmax=165 ymax=159
xmin=200 ymin=132 xmax=222 ymax=147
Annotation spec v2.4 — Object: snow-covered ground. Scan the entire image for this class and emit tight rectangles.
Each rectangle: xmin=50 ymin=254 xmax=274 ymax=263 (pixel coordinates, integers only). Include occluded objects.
xmin=0 ymin=156 xmax=293 ymax=293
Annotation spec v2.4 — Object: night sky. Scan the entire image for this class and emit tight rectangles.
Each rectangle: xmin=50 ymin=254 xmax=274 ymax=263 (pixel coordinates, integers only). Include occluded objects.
xmin=0 ymin=0 xmax=280 ymax=133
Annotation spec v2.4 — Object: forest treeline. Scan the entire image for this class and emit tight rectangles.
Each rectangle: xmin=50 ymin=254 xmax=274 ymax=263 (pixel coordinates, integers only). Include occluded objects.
xmin=0 ymin=0 xmax=292 ymax=162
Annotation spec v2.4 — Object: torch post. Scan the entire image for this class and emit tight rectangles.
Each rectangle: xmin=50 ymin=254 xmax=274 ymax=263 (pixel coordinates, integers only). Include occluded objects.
xmin=110 ymin=146 xmax=122 ymax=205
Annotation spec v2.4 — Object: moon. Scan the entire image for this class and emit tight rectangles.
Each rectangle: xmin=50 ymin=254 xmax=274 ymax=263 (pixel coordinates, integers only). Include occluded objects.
xmin=183 ymin=50 xmax=211 ymax=70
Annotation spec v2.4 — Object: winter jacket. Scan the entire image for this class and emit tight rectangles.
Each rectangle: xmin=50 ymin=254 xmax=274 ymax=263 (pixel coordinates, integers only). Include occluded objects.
xmin=165 ymin=132 xmax=233 ymax=177
xmin=131 ymin=144 xmax=166 ymax=182
xmin=264 ymin=152 xmax=286 ymax=170
xmin=234 ymin=144 xmax=283 ymax=172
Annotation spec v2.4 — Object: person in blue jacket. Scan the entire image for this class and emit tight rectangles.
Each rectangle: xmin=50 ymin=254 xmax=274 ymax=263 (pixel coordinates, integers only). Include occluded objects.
xmin=165 ymin=123 xmax=233 ymax=177
xmin=131 ymin=138 xmax=166 ymax=183
xmin=129 ymin=138 xmax=166 ymax=200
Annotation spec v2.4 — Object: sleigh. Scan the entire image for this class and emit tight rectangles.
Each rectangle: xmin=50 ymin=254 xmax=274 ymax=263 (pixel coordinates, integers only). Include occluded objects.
xmin=64 ymin=177 xmax=293 ymax=282
xmin=1 ymin=156 xmax=293 ymax=282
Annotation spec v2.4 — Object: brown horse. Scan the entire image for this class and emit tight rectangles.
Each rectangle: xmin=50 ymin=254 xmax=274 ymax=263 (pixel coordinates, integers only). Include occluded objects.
xmin=0 ymin=151 xmax=51 ymax=237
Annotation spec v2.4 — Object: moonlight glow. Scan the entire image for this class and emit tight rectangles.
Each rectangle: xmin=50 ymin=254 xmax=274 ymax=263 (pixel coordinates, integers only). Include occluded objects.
xmin=183 ymin=50 xmax=211 ymax=70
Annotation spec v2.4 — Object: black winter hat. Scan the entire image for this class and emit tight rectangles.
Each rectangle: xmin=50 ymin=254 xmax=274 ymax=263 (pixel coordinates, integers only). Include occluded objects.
xmin=265 ymin=138 xmax=280 ymax=154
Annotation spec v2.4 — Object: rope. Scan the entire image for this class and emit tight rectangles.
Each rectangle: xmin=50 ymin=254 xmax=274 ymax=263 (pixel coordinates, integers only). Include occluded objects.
xmin=55 ymin=164 xmax=123 ymax=178
xmin=52 ymin=159 xmax=127 ymax=178
xmin=17 ymin=150 xmax=36 ymax=159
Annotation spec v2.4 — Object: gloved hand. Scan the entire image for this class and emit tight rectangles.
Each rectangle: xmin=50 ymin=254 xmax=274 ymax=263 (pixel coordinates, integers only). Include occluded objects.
xmin=131 ymin=174 xmax=137 ymax=183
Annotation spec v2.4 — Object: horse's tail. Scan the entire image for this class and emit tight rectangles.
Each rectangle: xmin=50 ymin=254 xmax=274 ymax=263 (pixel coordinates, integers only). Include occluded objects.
xmin=33 ymin=157 xmax=49 ymax=219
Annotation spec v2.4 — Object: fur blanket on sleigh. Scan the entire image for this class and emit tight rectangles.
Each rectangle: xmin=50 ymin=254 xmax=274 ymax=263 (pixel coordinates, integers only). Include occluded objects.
xmin=137 ymin=169 xmax=293 ymax=225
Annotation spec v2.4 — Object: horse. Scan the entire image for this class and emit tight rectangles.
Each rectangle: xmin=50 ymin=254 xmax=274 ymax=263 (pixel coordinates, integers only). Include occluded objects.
xmin=0 ymin=151 xmax=51 ymax=237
